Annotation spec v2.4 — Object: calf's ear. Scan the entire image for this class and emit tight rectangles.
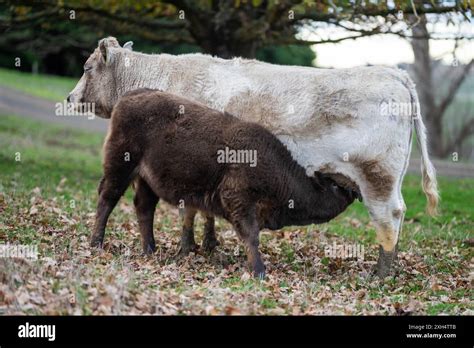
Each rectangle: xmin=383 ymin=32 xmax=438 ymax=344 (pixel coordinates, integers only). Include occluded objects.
xmin=98 ymin=37 xmax=120 ymax=65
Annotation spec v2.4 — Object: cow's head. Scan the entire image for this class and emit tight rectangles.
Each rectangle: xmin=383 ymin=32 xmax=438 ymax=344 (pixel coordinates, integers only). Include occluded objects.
xmin=67 ymin=37 xmax=133 ymax=118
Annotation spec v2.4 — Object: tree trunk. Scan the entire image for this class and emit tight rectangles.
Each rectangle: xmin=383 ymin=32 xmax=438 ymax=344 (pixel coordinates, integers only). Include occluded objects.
xmin=410 ymin=15 xmax=444 ymax=157
xmin=180 ymin=0 xmax=262 ymax=59
xmin=215 ymin=41 xmax=257 ymax=59
xmin=195 ymin=35 xmax=257 ymax=59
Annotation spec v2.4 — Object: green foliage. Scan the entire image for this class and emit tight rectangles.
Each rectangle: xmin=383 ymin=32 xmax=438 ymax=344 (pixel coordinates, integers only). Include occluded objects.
xmin=0 ymin=1 xmax=320 ymax=75
xmin=1 ymin=1 xmax=467 ymax=76
xmin=256 ymin=45 xmax=316 ymax=66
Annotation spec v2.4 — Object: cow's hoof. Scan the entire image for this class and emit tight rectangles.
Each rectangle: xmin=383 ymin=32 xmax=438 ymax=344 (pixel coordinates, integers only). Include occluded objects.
xmin=375 ymin=246 xmax=397 ymax=278
xmin=202 ymin=236 xmax=220 ymax=254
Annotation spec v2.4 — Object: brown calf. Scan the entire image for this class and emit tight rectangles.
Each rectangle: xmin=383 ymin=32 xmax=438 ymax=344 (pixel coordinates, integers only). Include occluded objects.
xmin=91 ymin=88 xmax=358 ymax=277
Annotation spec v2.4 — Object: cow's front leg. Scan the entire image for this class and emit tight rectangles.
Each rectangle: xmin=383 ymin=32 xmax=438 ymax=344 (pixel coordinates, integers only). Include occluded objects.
xmin=178 ymin=207 xmax=199 ymax=256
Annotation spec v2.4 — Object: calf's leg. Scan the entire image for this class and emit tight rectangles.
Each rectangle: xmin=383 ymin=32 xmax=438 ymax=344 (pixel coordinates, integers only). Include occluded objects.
xmin=133 ymin=177 xmax=159 ymax=255
xmin=234 ymin=212 xmax=265 ymax=279
xmin=91 ymin=173 xmax=134 ymax=249
xmin=221 ymin=178 xmax=265 ymax=277
xmin=178 ymin=207 xmax=199 ymax=256
xmin=202 ymin=211 xmax=219 ymax=253
xmin=91 ymin=139 xmax=138 ymax=249
xmin=224 ymin=197 xmax=265 ymax=277
xmin=179 ymin=209 xmax=218 ymax=255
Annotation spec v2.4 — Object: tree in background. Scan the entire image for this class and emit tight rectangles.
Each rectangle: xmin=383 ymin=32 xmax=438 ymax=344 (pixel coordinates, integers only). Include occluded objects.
xmin=409 ymin=14 xmax=473 ymax=158
xmin=0 ymin=0 xmax=322 ymax=75
xmin=1 ymin=1 xmax=471 ymax=72
xmin=0 ymin=0 xmax=472 ymax=157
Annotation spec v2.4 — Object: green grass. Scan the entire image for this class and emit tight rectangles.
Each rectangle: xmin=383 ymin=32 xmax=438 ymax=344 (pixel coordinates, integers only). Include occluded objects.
xmin=0 ymin=114 xmax=102 ymax=195
xmin=0 ymin=114 xmax=472 ymax=315
xmin=0 ymin=67 xmax=77 ymax=102
xmin=329 ymin=174 xmax=473 ymax=248
xmin=0 ymin=111 xmax=472 ymax=249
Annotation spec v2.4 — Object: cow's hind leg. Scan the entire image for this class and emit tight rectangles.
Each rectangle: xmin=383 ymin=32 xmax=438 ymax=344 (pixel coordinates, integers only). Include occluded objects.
xmin=370 ymin=134 xmax=411 ymax=277
xmin=365 ymin=191 xmax=406 ymax=278
xmin=133 ymin=177 xmax=159 ymax=255
xmin=381 ymin=189 xmax=407 ymax=268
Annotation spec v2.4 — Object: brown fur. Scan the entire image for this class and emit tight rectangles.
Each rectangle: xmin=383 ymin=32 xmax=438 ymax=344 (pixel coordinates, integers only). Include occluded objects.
xmin=356 ymin=159 xmax=395 ymax=201
xmin=318 ymin=163 xmax=361 ymax=194
xmin=319 ymin=158 xmax=393 ymax=201
xmin=91 ymin=89 xmax=358 ymax=278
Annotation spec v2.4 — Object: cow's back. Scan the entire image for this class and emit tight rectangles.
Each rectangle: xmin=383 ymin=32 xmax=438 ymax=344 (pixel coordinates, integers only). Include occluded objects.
xmin=194 ymin=59 xmax=411 ymax=133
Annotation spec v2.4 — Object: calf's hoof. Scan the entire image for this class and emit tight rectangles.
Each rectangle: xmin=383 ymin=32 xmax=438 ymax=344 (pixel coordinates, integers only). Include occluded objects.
xmin=251 ymin=262 xmax=266 ymax=280
xmin=90 ymin=236 xmax=104 ymax=249
xmin=142 ymin=241 xmax=156 ymax=255
xmin=375 ymin=245 xmax=397 ymax=278
xmin=254 ymin=271 xmax=266 ymax=280
xmin=202 ymin=236 xmax=220 ymax=254
xmin=177 ymin=242 xmax=199 ymax=257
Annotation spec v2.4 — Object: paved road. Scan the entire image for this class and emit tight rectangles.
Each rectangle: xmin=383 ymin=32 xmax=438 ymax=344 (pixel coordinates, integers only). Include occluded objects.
xmin=0 ymin=85 xmax=108 ymax=132
xmin=408 ymin=158 xmax=473 ymax=179
xmin=1 ymin=85 xmax=472 ymax=178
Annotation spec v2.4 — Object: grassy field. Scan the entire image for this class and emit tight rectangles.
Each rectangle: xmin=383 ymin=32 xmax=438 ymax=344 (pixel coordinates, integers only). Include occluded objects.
xmin=0 ymin=68 xmax=76 ymax=101
xmin=0 ymin=114 xmax=472 ymax=315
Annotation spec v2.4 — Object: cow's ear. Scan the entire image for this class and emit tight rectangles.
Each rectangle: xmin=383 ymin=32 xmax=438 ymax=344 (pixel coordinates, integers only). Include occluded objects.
xmin=99 ymin=37 xmax=119 ymax=64
xmin=123 ymin=41 xmax=134 ymax=51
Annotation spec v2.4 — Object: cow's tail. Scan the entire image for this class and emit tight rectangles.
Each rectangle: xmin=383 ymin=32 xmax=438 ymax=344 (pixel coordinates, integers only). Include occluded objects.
xmin=405 ymin=73 xmax=439 ymax=216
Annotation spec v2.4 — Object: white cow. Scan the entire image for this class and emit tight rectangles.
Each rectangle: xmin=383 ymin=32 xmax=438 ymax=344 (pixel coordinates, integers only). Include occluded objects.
xmin=68 ymin=37 xmax=438 ymax=276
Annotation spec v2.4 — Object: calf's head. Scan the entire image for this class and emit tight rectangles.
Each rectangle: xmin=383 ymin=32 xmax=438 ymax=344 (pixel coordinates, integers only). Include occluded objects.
xmin=67 ymin=37 xmax=133 ymax=118
xmin=313 ymin=171 xmax=361 ymax=210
